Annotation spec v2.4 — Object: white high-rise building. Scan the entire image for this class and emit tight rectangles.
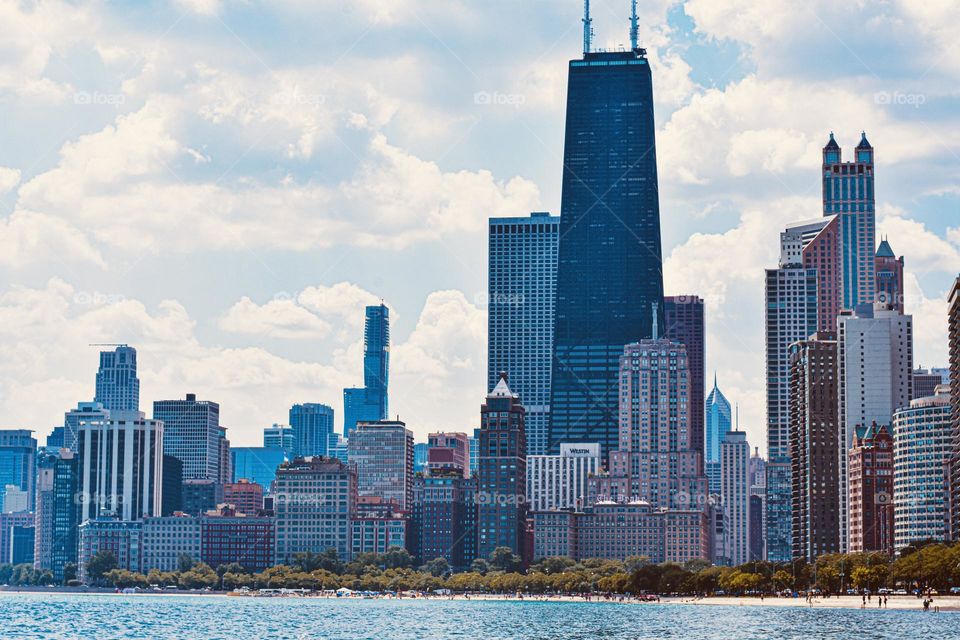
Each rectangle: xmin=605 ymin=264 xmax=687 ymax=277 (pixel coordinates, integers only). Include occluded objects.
xmin=838 ymin=303 xmax=912 ymax=551
xmin=721 ymin=430 xmax=750 ymax=566
xmin=892 ymin=385 xmax=952 ymax=551
xmin=94 ymin=345 xmax=140 ymax=412
xmin=77 ymin=411 xmax=164 ymax=522
xmin=527 ymin=443 xmax=601 ymax=511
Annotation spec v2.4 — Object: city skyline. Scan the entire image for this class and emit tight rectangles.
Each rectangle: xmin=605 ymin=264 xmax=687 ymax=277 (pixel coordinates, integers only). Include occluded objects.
xmin=0 ymin=3 xmax=957 ymax=457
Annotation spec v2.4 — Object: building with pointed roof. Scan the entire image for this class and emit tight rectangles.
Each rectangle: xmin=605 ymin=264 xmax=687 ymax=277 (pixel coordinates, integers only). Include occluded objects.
xmin=875 ymin=237 xmax=905 ymax=313
xmin=848 ymin=423 xmax=894 ymax=554
xmin=705 ymin=374 xmax=732 ymax=494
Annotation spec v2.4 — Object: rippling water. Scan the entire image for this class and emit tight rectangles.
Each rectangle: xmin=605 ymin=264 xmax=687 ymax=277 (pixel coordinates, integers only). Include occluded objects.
xmin=0 ymin=594 xmax=955 ymax=639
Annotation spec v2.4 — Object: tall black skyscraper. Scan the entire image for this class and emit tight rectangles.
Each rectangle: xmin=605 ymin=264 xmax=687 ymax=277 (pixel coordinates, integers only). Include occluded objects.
xmin=548 ymin=17 xmax=664 ymax=458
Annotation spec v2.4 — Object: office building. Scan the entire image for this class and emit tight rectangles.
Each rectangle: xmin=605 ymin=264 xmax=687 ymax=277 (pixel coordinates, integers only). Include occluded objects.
xmin=549 ymin=40 xmax=665 ymax=460
xmin=780 ymin=217 xmax=841 ymax=333
xmin=477 ymin=373 xmax=527 ymax=559
xmin=351 ymin=512 xmax=407 ymax=557
xmin=950 ymin=277 xmax=960 ymax=541
xmin=526 ymin=443 xmax=601 ymax=512
xmin=0 ymin=430 xmax=36 ymax=513
xmin=64 ymin=402 xmax=109 ymax=452
xmin=838 ymin=303 xmax=912 ymax=551
xmin=77 ymin=519 xmax=143 ymax=580
xmin=77 ymin=411 xmax=163 ymax=522
xmin=231 ymin=447 xmax=286 ymax=490
xmin=848 ymin=424 xmax=894 ymax=554
xmin=822 ymin=132 xmax=876 ymax=310
xmin=748 ymin=494 xmax=765 ymax=562
xmin=427 ymin=432 xmax=470 ymax=477
xmin=720 ymin=430 xmax=750 ymax=566
xmin=32 ymin=450 xmax=79 ymax=580
xmin=274 ymin=457 xmax=357 ymax=563
xmin=263 ymin=424 xmax=295 ymax=454
xmin=413 ymin=470 xmax=476 ymax=569
xmin=181 ymin=479 xmax=223 ymax=516
xmin=200 ymin=505 xmax=274 ymax=572
xmin=893 ymin=386 xmax=953 ymax=550
xmin=9 ymin=525 xmax=34 ymax=564
xmin=875 ymin=239 xmax=904 ymax=313
xmin=413 ymin=443 xmax=428 ymax=475
xmin=488 ymin=211 xmax=559 ymax=457
xmin=664 ymin=296 xmax=706 ymax=461
xmin=94 ymin=345 xmax=140 ymax=412
xmin=217 ymin=427 xmax=231 ymax=485
xmin=288 ymin=403 xmax=334 ymax=458
xmin=140 ymin=514 xmax=202 ymax=572
xmin=0 ymin=512 xmax=33 ymax=566
xmin=161 ymin=455 xmax=183 ymax=516
xmin=705 ymin=376 xmax=732 ymax=495
xmin=789 ymin=333 xmax=840 ymax=562
xmin=223 ymin=479 xmax=264 ymax=516
xmin=913 ymin=368 xmax=950 ymax=402
xmin=349 ymin=420 xmax=414 ymax=511
xmin=153 ymin=394 xmax=222 ymax=482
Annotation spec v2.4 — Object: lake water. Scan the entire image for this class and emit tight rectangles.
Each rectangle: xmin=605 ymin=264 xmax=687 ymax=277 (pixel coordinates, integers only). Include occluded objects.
xmin=0 ymin=594 xmax=955 ymax=639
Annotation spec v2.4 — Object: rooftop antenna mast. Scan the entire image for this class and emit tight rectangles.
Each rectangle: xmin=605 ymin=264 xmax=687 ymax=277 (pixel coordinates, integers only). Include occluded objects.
xmin=583 ymin=0 xmax=593 ymax=55
xmin=630 ymin=0 xmax=639 ymax=50
xmin=651 ymin=302 xmax=659 ymax=340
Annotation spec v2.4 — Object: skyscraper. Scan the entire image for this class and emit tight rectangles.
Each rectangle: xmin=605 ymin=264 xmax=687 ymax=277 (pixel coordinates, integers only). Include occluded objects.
xmin=77 ymin=411 xmax=164 ymax=522
xmin=343 ymin=304 xmax=390 ymax=438
xmin=837 ymin=303 xmax=912 ymax=551
xmin=153 ymin=394 xmax=222 ymax=481
xmin=477 ymin=373 xmax=527 ymax=560
xmin=780 ymin=217 xmax=841 ymax=332
xmin=721 ymin=430 xmax=750 ymax=567
xmin=822 ymin=132 xmax=876 ymax=311
xmin=487 ymin=212 xmax=559 ymax=456
xmin=0 ymin=430 xmax=36 ymax=512
xmin=875 ymin=238 xmax=904 ymax=313
xmin=348 ymin=420 xmax=414 ymax=511
xmin=705 ymin=375 xmax=732 ymax=494
xmin=912 ymin=367 xmax=950 ymax=401
xmin=788 ymin=333 xmax=840 ymax=562
xmin=664 ymin=295 xmax=706 ymax=460
xmin=950 ymin=277 xmax=960 ymax=541
xmin=427 ymin=432 xmax=470 ymax=477
xmin=64 ymin=402 xmax=109 ymax=453
xmin=33 ymin=449 xmax=79 ymax=581
xmin=893 ymin=385 xmax=952 ymax=550
xmin=289 ymin=403 xmax=335 ymax=458
xmin=848 ymin=424 xmax=894 ymax=554
xmin=548 ymin=31 xmax=664 ymax=459
xmin=764 ymin=264 xmax=818 ymax=562
xmin=94 ymin=345 xmax=140 ymax=412
xmin=263 ymin=424 xmax=295 ymax=454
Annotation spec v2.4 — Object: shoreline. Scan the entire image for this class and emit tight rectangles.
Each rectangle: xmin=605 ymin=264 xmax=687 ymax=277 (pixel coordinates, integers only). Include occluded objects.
xmin=1 ymin=589 xmax=957 ymax=611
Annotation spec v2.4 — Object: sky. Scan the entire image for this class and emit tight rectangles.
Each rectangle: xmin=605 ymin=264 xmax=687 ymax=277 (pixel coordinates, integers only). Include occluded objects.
xmin=0 ymin=0 xmax=957 ymax=453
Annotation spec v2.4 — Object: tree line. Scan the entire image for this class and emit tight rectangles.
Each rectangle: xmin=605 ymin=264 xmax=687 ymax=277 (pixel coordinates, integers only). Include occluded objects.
xmin=80 ymin=539 xmax=960 ymax=595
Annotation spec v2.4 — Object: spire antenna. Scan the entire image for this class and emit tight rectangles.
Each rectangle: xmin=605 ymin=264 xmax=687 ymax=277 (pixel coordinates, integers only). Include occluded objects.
xmin=583 ymin=0 xmax=593 ymax=55
xmin=651 ymin=302 xmax=659 ymax=340
xmin=630 ymin=0 xmax=639 ymax=50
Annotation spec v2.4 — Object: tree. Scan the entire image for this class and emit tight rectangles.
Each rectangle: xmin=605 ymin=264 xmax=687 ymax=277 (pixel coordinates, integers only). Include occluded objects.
xmin=382 ymin=547 xmax=414 ymax=570
xmin=489 ymin=547 xmax=522 ymax=573
xmin=772 ymin=570 xmax=793 ymax=592
xmin=179 ymin=562 xmax=218 ymax=589
xmin=470 ymin=558 xmax=490 ymax=575
xmin=177 ymin=553 xmax=196 ymax=573
xmin=85 ymin=550 xmax=118 ymax=584
xmin=62 ymin=563 xmax=78 ymax=585
xmin=292 ymin=549 xmax=342 ymax=574
xmin=424 ymin=557 xmax=450 ymax=578
xmin=531 ymin=556 xmax=576 ymax=575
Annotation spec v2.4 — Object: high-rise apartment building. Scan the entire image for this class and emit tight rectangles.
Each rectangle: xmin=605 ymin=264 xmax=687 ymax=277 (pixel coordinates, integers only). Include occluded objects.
xmin=76 ymin=411 xmax=164 ymax=522
xmin=426 ymin=432 xmax=470 ymax=477
xmin=0 ymin=430 xmax=36 ymax=512
xmin=893 ymin=386 xmax=952 ymax=550
xmin=780 ymin=217 xmax=841 ymax=333
xmin=848 ymin=424 xmax=894 ymax=554
xmin=33 ymin=449 xmax=79 ymax=580
xmin=549 ymin=40 xmax=664 ymax=459
xmin=477 ymin=373 xmax=527 ymax=559
xmin=289 ymin=403 xmax=334 ymax=458
xmin=720 ymin=430 xmax=750 ymax=567
xmin=487 ymin=212 xmax=559 ymax=456
xmin=838 ymin=303 xmax=912 ymax=551
xmin=822 ymin=132 xmax=876 ymax=311
xmin=875 ymin=239 xmax=904 ymax=313
xmin=153 ymin=394 xmax=222 ymax=482
xmin=274 ymin=457 xmax=357 ymax=563
xmin=950 ymin=277 xmax=960 ymax=541
xmin=705 ymin=376 xmax=732 ymax=495
xmin=348 ymin=420 xmax=414 ymax=511
xmin=94 ymin=345 xmax=140 ymax=412
xmin=789 ymin=333 xmax=840 ymax=562
xmin=664 ymin=296 xmax=706 ymax=460
xmin=413 ymin=470 xmax=476 ymax=570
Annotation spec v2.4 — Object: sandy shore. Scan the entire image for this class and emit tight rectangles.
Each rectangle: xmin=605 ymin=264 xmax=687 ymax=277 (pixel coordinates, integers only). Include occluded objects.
xmin=659 ymin=594 xmax=960 ymax=612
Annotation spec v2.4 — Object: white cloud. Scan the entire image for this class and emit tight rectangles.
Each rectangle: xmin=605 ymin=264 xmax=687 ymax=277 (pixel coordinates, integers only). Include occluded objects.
xmin=0 ymin=168 xmax=21 ymax=194
xmin=0 ymin=211 xmax=104 ymax=269
xmin=174 ymin=0 xmax=223 ymax=16
xmin=877 ymin=205 xmax=960 ymax=273
xmin=218 ymin=296 xmax=332 ymax=339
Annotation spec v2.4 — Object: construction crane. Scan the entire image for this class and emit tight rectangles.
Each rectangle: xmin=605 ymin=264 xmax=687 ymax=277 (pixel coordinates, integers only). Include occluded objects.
xmin=88 ymin=343 xmax=129 ymax=348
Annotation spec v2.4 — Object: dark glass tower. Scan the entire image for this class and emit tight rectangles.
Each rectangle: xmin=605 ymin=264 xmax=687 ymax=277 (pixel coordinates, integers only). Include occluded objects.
xmin=548 ymin=46 xmax=664 ymax=458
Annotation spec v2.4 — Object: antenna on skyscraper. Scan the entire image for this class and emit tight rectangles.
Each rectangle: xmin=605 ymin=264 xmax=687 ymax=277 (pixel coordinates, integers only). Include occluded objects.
xmin=630 ymin=0 xmax=639 ymax=50
xmin=583 ymin=0 xmax=593 ymax=55
xmin=651 ymin=302 xmax=659 ymax=340
xmin=736 ymin=403 xmax=740 ymax=431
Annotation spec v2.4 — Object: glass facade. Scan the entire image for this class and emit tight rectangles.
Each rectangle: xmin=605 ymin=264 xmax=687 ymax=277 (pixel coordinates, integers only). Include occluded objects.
xmin=231 ymin=447 xmax=287 ymax=490
xmin=549 ymin=49 xmax=664 ymax=459
xmin=289 ymin=403 xmax=334 ymax=457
